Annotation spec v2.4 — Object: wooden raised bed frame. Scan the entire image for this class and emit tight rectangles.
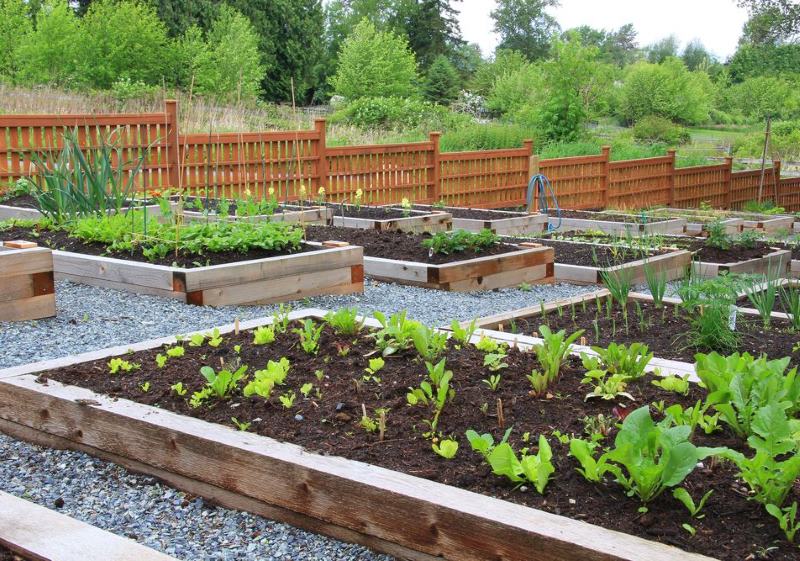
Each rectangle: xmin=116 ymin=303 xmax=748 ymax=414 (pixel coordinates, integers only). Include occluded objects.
xmin=179 ymin=204 xmax=331 ymax=226
xmin=548 ymin=211 xmax=686 ymax=236
xmin=330 ymin=208 xmax=453 ymax=234
xmin=52 ymin=242 xmax=363 ymax=306
xmin=0 ymin=243 xmax=56 ymax=321
xmin=0 ymin=310 xmax=713 ymax=561
xmin=365 ymin=242 xmax=554 ymax=291
xmin=549 ymin=243 xmax=691 ymax=285
xmin=0 ymin=203 xmax=167 ymax=222
xmin=691 ymin=247 xmax=791 ymax=278
xmin=392 ymin=204 xmax=547 ymax=235
xmin=0 ymin=490 xmax=178 ymax=561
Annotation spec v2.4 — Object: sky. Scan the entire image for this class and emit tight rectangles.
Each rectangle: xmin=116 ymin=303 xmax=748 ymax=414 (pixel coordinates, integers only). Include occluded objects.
xmin=458 ymin=0 xmax=751 ymax=60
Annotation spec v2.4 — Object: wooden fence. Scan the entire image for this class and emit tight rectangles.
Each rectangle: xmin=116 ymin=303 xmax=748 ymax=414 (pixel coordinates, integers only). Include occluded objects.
xmin=1 ymin=100 xmax=798 ymax=212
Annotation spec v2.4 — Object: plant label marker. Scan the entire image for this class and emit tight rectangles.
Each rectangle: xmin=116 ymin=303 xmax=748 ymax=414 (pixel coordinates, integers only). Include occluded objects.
xmin=4 ymin=240 xmax=38 ymax=249
xmin=234 ymin=319 xmax=240 ymax=335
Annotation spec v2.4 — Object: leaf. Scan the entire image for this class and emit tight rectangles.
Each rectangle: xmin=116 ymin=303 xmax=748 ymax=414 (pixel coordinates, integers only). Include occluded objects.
xmin=487 ymin=443 xmax=524 ymax=482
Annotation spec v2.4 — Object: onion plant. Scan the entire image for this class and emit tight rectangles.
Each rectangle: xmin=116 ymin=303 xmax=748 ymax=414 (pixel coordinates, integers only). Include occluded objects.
xmin=745 ymin=272 xmax=781 ymax=328
xmin=600 ymin=267 xmax=633 ymax=316
xmin=643 ymin=261 xmax=668 ymax=308
xmin=780 ymin=286 xmax=800 ymax=331
xmin=27 ymin=128 xmax=149 ymax=224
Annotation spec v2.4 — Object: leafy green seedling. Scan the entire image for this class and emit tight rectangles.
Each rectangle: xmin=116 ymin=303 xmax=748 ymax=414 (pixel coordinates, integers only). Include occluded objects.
xmin=166 ymin=346 xmax=185 ymax=358
xmin=171 ymin=382 xmax=187 ymax=396
xmin=108 ymin=358 xmax=140 ymax=374
xmin=300 ymin=383 xmax=313 ymax=398
xmin=673 ymin=488 xmax=713 ymax=519
xmin=482 ymin=374 xmax=502 ymax=391
xmin=279 ymin=391 xmax=296 ymax=409
xmin=767 ymin=502 xmax=800 ymax=543
xmin=432 ymin=438 xmax=459 ymax=459
xmin=652 ymin=374 xmax=690 ymax=396
xmin=231 ymin=417 xmax=251 ymax=431
xmin=484 ymin=353 xmax=508 ymax=372
xmin=253 ymin=325 xmax=276 ymax=345
xmin=140 ymin=381 xmax=151 ymax=392
xmin=155 ymin=354 xmax=168 ymax=368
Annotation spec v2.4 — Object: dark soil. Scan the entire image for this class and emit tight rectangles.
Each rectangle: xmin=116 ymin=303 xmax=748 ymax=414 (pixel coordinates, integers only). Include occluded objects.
xmin=0 ymin=224 xmax=314 ymax=268
xmin=322 ymin=203 xmax=418 ymax=220
xmin=405 ymin=205 xmax=526 ymax=220
xmin=304 ymin=225 xmax=519 ymax=264
xmin=547 ymin=209 xmax=670 ymax=224
xmin=175 ymin=196 xmax=307 ymax=216
xmin=0 ymin=545 xmax=24 ymax=561
xmin=514 ymin=237 xmax=669 ymax=267
xmin=39 ymin=321 xmax=797 ymax=561
xmin=505 ymin=299 xmax=800 ymax=363
xmin=0 ymin=194 xmax=38 ymax=208
xmin=773 ymin=241 xmax=800 ymax=260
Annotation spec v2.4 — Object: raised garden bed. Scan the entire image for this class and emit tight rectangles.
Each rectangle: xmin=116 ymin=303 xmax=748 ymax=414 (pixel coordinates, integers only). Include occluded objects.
xmin=3 ymin=309 xmax=792 ymax=560
xmin=691 ymin=245 xmax=791 ymax=278
xmin=175 ymin=196 xmax=331 ymax=225
xmin=0 ymin=242 xmax=55 ymax=321
xmin=464 ymin=290 xmax=799 ymax=364
xmin=0 ymin=193 xmax=167 ymax=222
xmin=323 ymin=204 xmax=452 ymax=234
xmin=303 ymin=226 xmax=554 ymax=291
xmin=644 ymin=208 xmax=744 ymax=236
xmin=509 ymin=238 xmax=691 ymax=285
xmin=396 ymin=204 xmax=547 ymax=235
xmin=0 ymin=490 xmax=177 ymax=561
xmin=547 ymin=210 xmax=686 ymax=236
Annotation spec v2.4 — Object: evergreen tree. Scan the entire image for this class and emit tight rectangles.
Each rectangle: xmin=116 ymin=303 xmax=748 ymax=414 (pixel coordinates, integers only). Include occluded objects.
xmin=399 ymin=0 xmax=463 ymax=69
xmin=424 ymin=54 xmax=460 ymax=104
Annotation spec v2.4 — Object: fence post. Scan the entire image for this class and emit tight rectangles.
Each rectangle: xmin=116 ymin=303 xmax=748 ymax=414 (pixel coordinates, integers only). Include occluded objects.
xmin=165 ymin=100 xmax=180 ymax=190
xmin=601 ymin=145 xmax=611 ymax=209
xmin=315 ymin=119 xmax=328 ymax=194
xmin=666 ymin=149 xmax=676 ymax=207
xmin=773 ymin=159 xmax=782 ymax=205
xmin=524 ymin=140 xmax=538 ymax=211
xmin=429 ymin=131 xmax=441 ymax=204
xmin=724 ymin=156 xmax=734 ymax=210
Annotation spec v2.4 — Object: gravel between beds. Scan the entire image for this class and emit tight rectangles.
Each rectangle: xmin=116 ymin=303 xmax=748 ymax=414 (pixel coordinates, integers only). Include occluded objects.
xmin=0 ymin=277 xmax=592 ymax=561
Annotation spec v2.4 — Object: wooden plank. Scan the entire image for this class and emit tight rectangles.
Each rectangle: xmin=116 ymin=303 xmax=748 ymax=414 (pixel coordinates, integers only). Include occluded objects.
xmin=52 ymin=251 xmax=176 ymax=291
xmin=55 ymin=273 xmax=185 ymax=301
xmin=0 ymin=247 xmax=53 ymax=278
xmin=364 ymin=256 xmax=429 ymax=283
xmin=434 ymin=246 xmax=553 ymax=284
xmin=0 ymin=274 xmax=35 ymax=302
xmin=180 ymin=245 xmax=362 ymax=292
xmin=3 ymin=240 xmax=38 ymax=249
xmin=0 ymin=294 xmax=56 ymax=321
xmin=0 ymin=490 xmax=178 ymax=561
xmin=444 ymin=263 xmax=552 ymax=291
xmin=0 ymin=372 xmax=713 ymax=561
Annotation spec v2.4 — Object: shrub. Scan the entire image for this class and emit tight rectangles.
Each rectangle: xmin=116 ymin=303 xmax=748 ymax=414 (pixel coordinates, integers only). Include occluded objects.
xmin=16 ymin=0 xmax=80 ymax=87
xmin=440 ymin=122 xmax=536 ymax=151
xmin=424 ymin=55 xmax=461 ymax=105
xmin=0 ymin=0 xmax=31 ymax=78
xmin=632 ymin=116 xmax=690 ymax=145
xmin=331 ymin=19 xmax=419 ymax=100
xmin=329 ymin=97 xmax=468 ymax=131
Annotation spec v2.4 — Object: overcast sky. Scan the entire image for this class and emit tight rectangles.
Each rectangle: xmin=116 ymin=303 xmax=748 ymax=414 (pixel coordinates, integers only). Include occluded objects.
xmin=458 ymin=0 xmax=750 ymax=60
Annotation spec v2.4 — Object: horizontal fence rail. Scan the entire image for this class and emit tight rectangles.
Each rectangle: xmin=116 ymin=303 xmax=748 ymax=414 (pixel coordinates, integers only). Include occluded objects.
xmin=1 ymin=100 xmax=798 ymax=212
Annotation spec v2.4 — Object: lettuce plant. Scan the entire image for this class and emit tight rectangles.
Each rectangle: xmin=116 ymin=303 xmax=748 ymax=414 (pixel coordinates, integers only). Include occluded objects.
xmin=324 ymin=308 xmax=364 ymax=336
xmin=535 ymin=326 xmax=583 ymax=382
xmin=466 ymin=429 xmax=555 ymax=494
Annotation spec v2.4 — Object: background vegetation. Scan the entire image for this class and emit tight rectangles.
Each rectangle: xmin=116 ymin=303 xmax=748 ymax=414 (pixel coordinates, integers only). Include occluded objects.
xmin=0 ymin=0 xmax=798 ymax=164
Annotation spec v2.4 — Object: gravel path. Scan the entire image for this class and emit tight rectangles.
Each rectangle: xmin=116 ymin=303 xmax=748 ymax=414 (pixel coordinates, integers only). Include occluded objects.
xmin=0 ymin=279 xmax=591 ymax=369
xmin=0 ymin=278 xmax=593 ymax=560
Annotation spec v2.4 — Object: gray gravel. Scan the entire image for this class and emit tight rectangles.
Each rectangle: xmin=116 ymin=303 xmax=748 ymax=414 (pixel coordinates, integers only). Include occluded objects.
xmin=0 ymin=278 xmax=591 ymax=369
xmin=0 ymin=277 xmax=593 ymax=560
xmin=0 ymin=433 xmax=391 ymax=561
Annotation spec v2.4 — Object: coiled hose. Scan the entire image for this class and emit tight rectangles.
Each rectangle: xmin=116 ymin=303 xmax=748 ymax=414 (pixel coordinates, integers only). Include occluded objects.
xmin=526 ymin=174 xmax=560 ymax=231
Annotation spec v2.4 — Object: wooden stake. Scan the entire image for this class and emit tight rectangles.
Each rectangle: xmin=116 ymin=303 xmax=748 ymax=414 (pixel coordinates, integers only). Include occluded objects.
xmin=234 ymin=318 xmax=240 ymax=335
xmin=497 ymin=398 xmax=505 ymax=429
xmin=378 ymin=410 xmax=386 ymax=442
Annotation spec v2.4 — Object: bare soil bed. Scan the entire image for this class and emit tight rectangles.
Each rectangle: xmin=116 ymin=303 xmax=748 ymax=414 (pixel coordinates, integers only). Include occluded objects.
xmin=35 ymin=320 xmax=796 ymax=561
xmin=547 ymin=210 xmax=672 ymax=224
xmin=304 ymin=225 xmax=518 ymax=265
xmin=406 ymin=205 xmax=523 ymax=220
xmin=515 ymin=238 xmax=670 ymax=267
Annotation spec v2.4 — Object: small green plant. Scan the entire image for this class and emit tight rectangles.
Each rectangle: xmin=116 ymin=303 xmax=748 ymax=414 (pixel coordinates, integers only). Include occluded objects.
xmin=243 ymin=358 xmax=291 ymax=399
xmin=293 ymin=319 xmax=324 ymax=355
xmin=166 ymin=346 xmax=185 ymax=358
xmin=483 ymin=352 xmax=508 ymax=372
xmin=432 ymin=438 xmax=459 ymax=459
xmin=252 ymin=325 xmax=276 ymax=345
xmin=171 ymin=382 xmax=188 ymax=396
xmin=363 ymin=357 xmax=385 ymax=383
xmin=482 ymin=374 xmax=502 ymax=391
xmin=200 ymin=364 xmax=247 ymax=399
xmin=644 ymin=262 xmax=668 ymax=308
xmin=767 ymin=502 xmax=800 ymax=543
xmin=526 ymin=369 xmax=550 ymax=397
xmin=672 ymin=487 xmax=713 ymax=519
xmin=155 ymin=354 xmax=168 ymax=368
xmin=300 ymin=383 xmax=314 ymax=398
xmin=745 ymin=273 xmax=781 ymax=328
xmin=581 ymin=343 xmax=652 ymax=380
xmin=407 ymin=359 xmax=454 ymax=434
xmin=581 ymin=369 xmax=634 ymax=401
xmin=373 ymin=311 xmax=421 ymax=356
xmin=705 ymin=221 xmax=731 ymax=250
xmin=780 ymin=286 xmax=800 ymax=330
xmin=474 ymin=335 xmax=501 ymax=354
xmin=231 ymin=417 xmax=251 ymax=431
xmin=206 ymin=328 xmax=223 ymax=347
xmin=324 ymin=308 xmax=364 ymax=336
xmin=140 ymin=381 xmax=151 ymax=392
xmin=279 ymin=391 xmax=297 ymax=409
xmin=449 ymin=319 xmax=477 ymax=347
xmin=108 ymin=358 xmax=140 ymax=374
xmin=411 ymin=323 xmax=449 ymax=361
xmin=600 ymin=268 xmax=633 ymax=314
xmin=189 ymin=333 xmax=205 ymax=347
xmin=678 ymin=275 xmax=741 ymax=354
xmin=534 ymin=326 xmax=583 ymax=382
xmin=651 ymin=374 xmax=690 ymax=395
xmin=466 ymin=430 xmax=555 ymax=494
xmin=422 ymin=229 xmax=500 ymax=255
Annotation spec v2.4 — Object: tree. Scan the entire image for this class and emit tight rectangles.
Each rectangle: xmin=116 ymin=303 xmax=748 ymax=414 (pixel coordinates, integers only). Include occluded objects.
xmin=728 ymin=42 xmax=800 ymax=80
xmin=619 ymin=59 xmax=715 ymax=125
xmin=78 ymin=0 xmax=170 ymax=89
xmin=470 ymin=48 xmax=528 ymax=96
xmin=450 ymin=42 xmax=484 ymax=83
xmin=331 ymin=19 xmax=419 ymax=100
xmin=646 ymin=35 xmax=679 ymax=63
xmin=725 ymin=76 xmax=799 ymax=120
xmin=190 ymin=5 xmax=264 ymax=101
xmin=737 ymin=0 xmax=800 ymax=45
xmin=423 ymin=54 xmax=460 ymax=104
xmin=682 ymin=39 xmax=714 ymax=71
xmin=491 ymin=0 xmax=560 ymax=61
xmin=398 ymin=0 xmax=463 ymax=69
xmin=152 ymin=0 xmax=219 ymax=37
xmin=566 ymin=23 xmax=640 ymax=66
xmin=16 ymin=0 xmax=81 ymax=86
xmin=0 ymin=0 xmax=32 ymax=79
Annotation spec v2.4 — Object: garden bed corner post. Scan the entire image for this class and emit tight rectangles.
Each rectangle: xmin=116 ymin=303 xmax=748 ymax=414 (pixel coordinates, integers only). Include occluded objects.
xmin=601 ymin=145 xmax=611 ymax=208
xmin=165 ymin=99 xmax=181 ymax=191
xmin=429 ymin=131 xmax=441 ymax=204
xmin=667 ymin=149 xmax=676 ymax=207
xmin=315 ymin=118 xmax=328 ymax=195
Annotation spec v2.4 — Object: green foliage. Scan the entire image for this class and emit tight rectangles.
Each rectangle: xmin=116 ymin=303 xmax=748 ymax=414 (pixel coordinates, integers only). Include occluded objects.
xmin=449 ymin=319 xmax=476 ymax=347
xmin=582 ymin=343 xmax=653 ymax=380
xmin=643 ymin=261 xmax=668 ymax=308
xmin=411 ymin=324 xmax=449 ymax=362
xmin=422 ymin=229 xmax=500 ymax=255
xmin=27 ymin=129 xmax=144 ymax=224
xmin=467 ymin=429 xmax=555 ymax=494
xmin=292 ymin=319 xmax=324 ymax=355
xmin=652 ymin=374 xmax=691 ymax=396
xmin=677 ymin=275 xmax=741 ymax=354
xmin=694 ymin=352 xmax=800 ymax=439
xmin=423 ymin=55 xmax=460 ymax=105
xmin=199 ymin=364 xmax=247 ymax=399
xmin=243 ymin=358 xmax=291 ymax=399
xmin=16 ymin=0 xmax=80 ymax=86
xmin=406 ymin=358 xmax=454 ymax=433
xmin=439 ymin=122 xmax=537 ymax=151
xmin=432 ymin=438 xmax=459 ymax=459
xmin=108 ymin=357 xmax=140 ymax=374
xmin=619 ymin=59 xmax=714 ymax=125
xmin=569 ymin=406 xmax=726 ymax=503
xmin=252 ymin=325 xmax=276 ymax=345
xmin=729 ymin=43 xmax=800 ymax=82
xmin=324 ymin=308 xmax=364 ymax=336
xmin=632 ymin=116 xmax=691 ymax=145
xmin=490 ymin=0 xmax=560 ymax=61
xmin=0 ymin=0 xmax=32 ymax=78
xmin=331 ymin=19 xmax=418 ymax=100
xmin=373 ymin=310 xmax=422 ymax=356
xmin=470 ymin=48 xmax=528 ymax=96
xmin=780 ymin=286 xmax=800 ymax=330
xmin=745 ymin=274 xmax=781 ymax=328
xmin=188 ymin=5 xmax=265 ymax=101
xmin=330 ymin=96 xmax=464 ymax=130
xmin=534 ymin=325 xmax=583 ymax=382
xmin=767 ymin=502 xmax=800 ymax=543
xmin=78 ymin=0 xmax=170 ymax=89
xmin=672 ymin=487 xmax=713 ymax=518
xmin=724 ymin=76 xmax=799 ymax=121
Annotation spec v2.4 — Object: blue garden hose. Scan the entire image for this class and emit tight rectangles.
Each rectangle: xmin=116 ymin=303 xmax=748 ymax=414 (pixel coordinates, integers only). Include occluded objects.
xmin=527 ymin=174 xmax=560 ymax=231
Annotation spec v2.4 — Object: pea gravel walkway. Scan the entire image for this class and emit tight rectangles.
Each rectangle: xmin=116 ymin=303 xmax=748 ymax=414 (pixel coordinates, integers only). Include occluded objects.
xmin=0 ymin=278 xmax=593 ymax=560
